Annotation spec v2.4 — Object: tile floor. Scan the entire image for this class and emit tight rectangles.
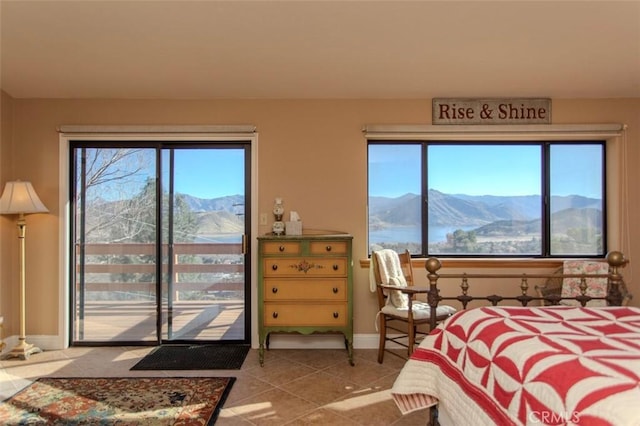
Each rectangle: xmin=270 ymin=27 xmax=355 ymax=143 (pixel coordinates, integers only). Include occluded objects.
xmin=0 ymin=346 xmax=430 ymax=425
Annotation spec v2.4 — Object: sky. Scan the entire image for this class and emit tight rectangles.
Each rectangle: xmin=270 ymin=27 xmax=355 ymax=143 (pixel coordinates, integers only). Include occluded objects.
xmin=171 ymin=149 xmax=245 ymax=199
xmin=82 ymin=147 xmax=245 ymax=201
xmin=369 ymin=143 xmax=603 ymax=198
xmin=88 ymin=144 xmax=601 ymax=202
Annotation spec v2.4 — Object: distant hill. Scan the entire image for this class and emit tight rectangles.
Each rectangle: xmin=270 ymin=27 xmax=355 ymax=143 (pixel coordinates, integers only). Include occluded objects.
xmin=549 ymin=207 xmax=602 ymax=233
xmin=181 ymin=194 xmax=245 ymax=233
xmin=472 ymin=208 xmax=601 ymax=237
xmin=195 ymin=210 xmax=244 ymax=233
xmin=369 ymin=193 xmax=421 ymax=226
xmin=181 ymin=194 xmax=244 ymax=213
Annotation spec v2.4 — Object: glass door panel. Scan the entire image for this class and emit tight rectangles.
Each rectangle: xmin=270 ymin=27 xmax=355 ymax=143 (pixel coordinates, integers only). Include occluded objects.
xmin=72 ymin=143 xmax=250 ymax=345
xmin=161 ymin=148 xmax=247 ymax=342
xmin=73 ymin=147 xmax=158 ymax=342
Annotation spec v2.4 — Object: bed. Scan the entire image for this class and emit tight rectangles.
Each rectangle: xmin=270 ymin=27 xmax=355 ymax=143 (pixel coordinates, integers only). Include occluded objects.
xmin=390 ymin=251 xmax=639 ymax=426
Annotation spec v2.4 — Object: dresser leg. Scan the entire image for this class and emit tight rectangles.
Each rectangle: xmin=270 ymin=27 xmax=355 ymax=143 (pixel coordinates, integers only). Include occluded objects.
xmin=259 ymin=344 xmax=265 ymax=366
xmin=345 ymin=336 xmax=354 ymax=366
xmin=259 ymin=332 xmax=270 ymax=366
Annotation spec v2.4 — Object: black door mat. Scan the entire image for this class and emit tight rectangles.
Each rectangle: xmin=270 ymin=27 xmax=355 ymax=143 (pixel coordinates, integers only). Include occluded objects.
xmin=130 ymin=344 xmax=250 ymax=370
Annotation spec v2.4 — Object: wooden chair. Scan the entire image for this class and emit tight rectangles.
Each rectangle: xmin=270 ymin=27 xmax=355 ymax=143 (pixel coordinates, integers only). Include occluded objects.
xmin=371 ymin=249 xmax=456 ymax=363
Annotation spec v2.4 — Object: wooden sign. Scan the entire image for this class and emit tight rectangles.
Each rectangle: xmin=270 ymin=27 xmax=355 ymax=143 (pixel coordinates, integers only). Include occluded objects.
xmin=432 ymin=98 xmax=551 ymax=125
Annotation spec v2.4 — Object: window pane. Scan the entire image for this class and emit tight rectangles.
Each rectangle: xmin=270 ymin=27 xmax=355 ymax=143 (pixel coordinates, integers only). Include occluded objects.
xmin=550 ymin=144 xmax=604 ymax=255
xmin=427 ymin=145 xmax=542 ymax=255
xmin=368 ymin=144 xmax=421 ymax=254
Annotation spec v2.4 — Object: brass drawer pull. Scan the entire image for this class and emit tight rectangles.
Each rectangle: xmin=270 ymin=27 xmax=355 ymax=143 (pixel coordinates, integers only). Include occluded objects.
xmin=333 ymin=312 xmax=339 ymax=319
xmin=272 ymin=264 xmax=278 ymax=271
xmin=272 ymin=287 xmax=278 ymax=293
xmin=279 ymin=245 xmax=285 ymax=252
xmin=272 ymin=312 xmax=279 ymax=318
xmin=332 ymin=287 xmax=339 ymax=294
xmin=326 ymin=245 xmax=332 ymax=252
xmin=333 ymin=264 xmax=339 ymax=271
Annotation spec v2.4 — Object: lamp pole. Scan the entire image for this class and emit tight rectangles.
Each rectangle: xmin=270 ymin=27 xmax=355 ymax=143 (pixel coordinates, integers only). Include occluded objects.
xmin=5 ymin=214 xmax=42 ymax=359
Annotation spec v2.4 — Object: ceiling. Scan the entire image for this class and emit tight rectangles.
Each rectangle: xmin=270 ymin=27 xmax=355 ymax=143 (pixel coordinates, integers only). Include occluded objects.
xmin=2 ymin=1 xmax=639 ymax=100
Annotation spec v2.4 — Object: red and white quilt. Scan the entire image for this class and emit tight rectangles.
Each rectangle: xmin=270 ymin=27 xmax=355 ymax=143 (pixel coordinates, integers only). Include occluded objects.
xmin=391 ymin=306 xmax=640 ymax=425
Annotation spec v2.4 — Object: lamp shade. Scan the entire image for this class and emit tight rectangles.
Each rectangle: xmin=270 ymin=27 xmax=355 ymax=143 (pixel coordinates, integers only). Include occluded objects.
xmin=0 ymin=181 xmax=49 ymax=214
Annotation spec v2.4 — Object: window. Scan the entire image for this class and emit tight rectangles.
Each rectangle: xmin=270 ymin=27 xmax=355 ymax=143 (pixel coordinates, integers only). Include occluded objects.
xmin=368 ymin=141 xmax=605 ymax=257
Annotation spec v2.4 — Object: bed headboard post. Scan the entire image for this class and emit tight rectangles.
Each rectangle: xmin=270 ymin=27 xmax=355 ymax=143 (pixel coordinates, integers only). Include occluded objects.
xmin=425 ymin=257 xmax=442 ymax=329
xmin=606 ymin=251 xmax=627 ymax=306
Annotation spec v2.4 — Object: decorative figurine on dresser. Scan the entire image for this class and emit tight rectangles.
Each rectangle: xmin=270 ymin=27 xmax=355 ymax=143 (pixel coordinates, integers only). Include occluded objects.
xmin=257 ymin=230 xmax=354 ymax=366
xmin=272 ymin=197 xmax=285 ymax=235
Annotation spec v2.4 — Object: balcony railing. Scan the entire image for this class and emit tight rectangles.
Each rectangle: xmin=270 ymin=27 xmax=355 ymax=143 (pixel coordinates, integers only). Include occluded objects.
xmin=75 ymin=242 xmax=245 ymax=297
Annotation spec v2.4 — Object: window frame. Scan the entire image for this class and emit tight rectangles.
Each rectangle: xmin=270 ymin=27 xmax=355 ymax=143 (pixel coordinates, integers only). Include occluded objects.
xmin=365 ymin=124 xmax=625 ymax=259
xmin=57 ymin=124 xmax=259 ymax=350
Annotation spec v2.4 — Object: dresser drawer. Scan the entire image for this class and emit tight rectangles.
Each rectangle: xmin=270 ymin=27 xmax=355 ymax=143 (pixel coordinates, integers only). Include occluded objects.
xmin=263 ymin=278 xmax=347 ymax=301
xmin=263 ymin=303 xmax=347 ymax=326
xmin=263 ymin=257 xmax=347 ymax=277
xmin=309 ymin=240 xmax=348 ymax=255
xmin=262 ymin=241 xmax=301 ymax=255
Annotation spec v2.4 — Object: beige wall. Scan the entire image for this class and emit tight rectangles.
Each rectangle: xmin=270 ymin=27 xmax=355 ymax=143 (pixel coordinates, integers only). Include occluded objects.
xmin=1 ymin=95 xmax=639 ymax=346
xmin=1 ymin=91 xmax=16 ymax=335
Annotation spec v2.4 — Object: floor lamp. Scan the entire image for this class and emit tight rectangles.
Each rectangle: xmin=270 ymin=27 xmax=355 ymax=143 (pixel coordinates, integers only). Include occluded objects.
xmin=0 ymin=180 xmax=48 ymax=360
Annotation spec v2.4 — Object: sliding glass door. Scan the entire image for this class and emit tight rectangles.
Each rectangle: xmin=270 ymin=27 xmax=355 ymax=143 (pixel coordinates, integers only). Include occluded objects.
xmin=71 ymin=142 xmax=250 ymax=345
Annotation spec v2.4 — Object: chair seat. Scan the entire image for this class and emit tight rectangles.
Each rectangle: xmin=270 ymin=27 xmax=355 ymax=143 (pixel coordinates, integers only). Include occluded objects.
xmin=381 ymin=302 xmax=457 ymax=320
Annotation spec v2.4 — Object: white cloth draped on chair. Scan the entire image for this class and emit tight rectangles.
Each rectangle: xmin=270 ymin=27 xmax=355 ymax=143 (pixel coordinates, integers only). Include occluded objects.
xmin=370 ymin=249 xmax=410 ymax=308
xmin=370 ymin=249 xmax=456 ymax=324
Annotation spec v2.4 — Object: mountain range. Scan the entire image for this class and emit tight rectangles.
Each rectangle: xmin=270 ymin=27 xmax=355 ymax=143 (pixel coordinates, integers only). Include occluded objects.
xmin=369 ymin=189 xmax=602 ymax=230
xmin=183 ymin=190 xmax=602 ymax=235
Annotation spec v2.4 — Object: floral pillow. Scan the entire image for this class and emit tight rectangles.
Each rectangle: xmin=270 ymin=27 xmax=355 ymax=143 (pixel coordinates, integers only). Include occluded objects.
xmin=560 ymin=260 xmax=608 ymax=307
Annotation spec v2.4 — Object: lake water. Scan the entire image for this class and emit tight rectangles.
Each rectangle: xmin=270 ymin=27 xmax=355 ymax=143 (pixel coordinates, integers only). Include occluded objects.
xmin=197 ymin=228 xmax=474 ymax=245
xmin=369 ymin=225 xmax=477 ymax=244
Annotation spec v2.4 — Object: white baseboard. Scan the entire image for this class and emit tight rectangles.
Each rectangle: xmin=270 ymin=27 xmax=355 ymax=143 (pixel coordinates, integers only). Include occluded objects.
xmin=257 ymin=333 xmax=382 ymax=350
xmin=1 ymin=335 xmax=65 ymax=355
xmin=3 ymin=333 xmax=404 ymax=352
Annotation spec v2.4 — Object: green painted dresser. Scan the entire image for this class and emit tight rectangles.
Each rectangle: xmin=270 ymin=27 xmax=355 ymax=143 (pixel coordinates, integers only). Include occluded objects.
xmin=257 ymin=232 xmax=354 ymax=366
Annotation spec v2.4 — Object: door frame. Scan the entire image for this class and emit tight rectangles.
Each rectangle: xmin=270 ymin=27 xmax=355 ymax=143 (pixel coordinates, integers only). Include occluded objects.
xmin=58 ymin=125 xmax=259 ymax=350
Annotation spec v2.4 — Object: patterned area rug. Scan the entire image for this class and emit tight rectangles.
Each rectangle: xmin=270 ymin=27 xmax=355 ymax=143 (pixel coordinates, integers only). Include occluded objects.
xmin=0 ymin=376 xmax=235 ymax=425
